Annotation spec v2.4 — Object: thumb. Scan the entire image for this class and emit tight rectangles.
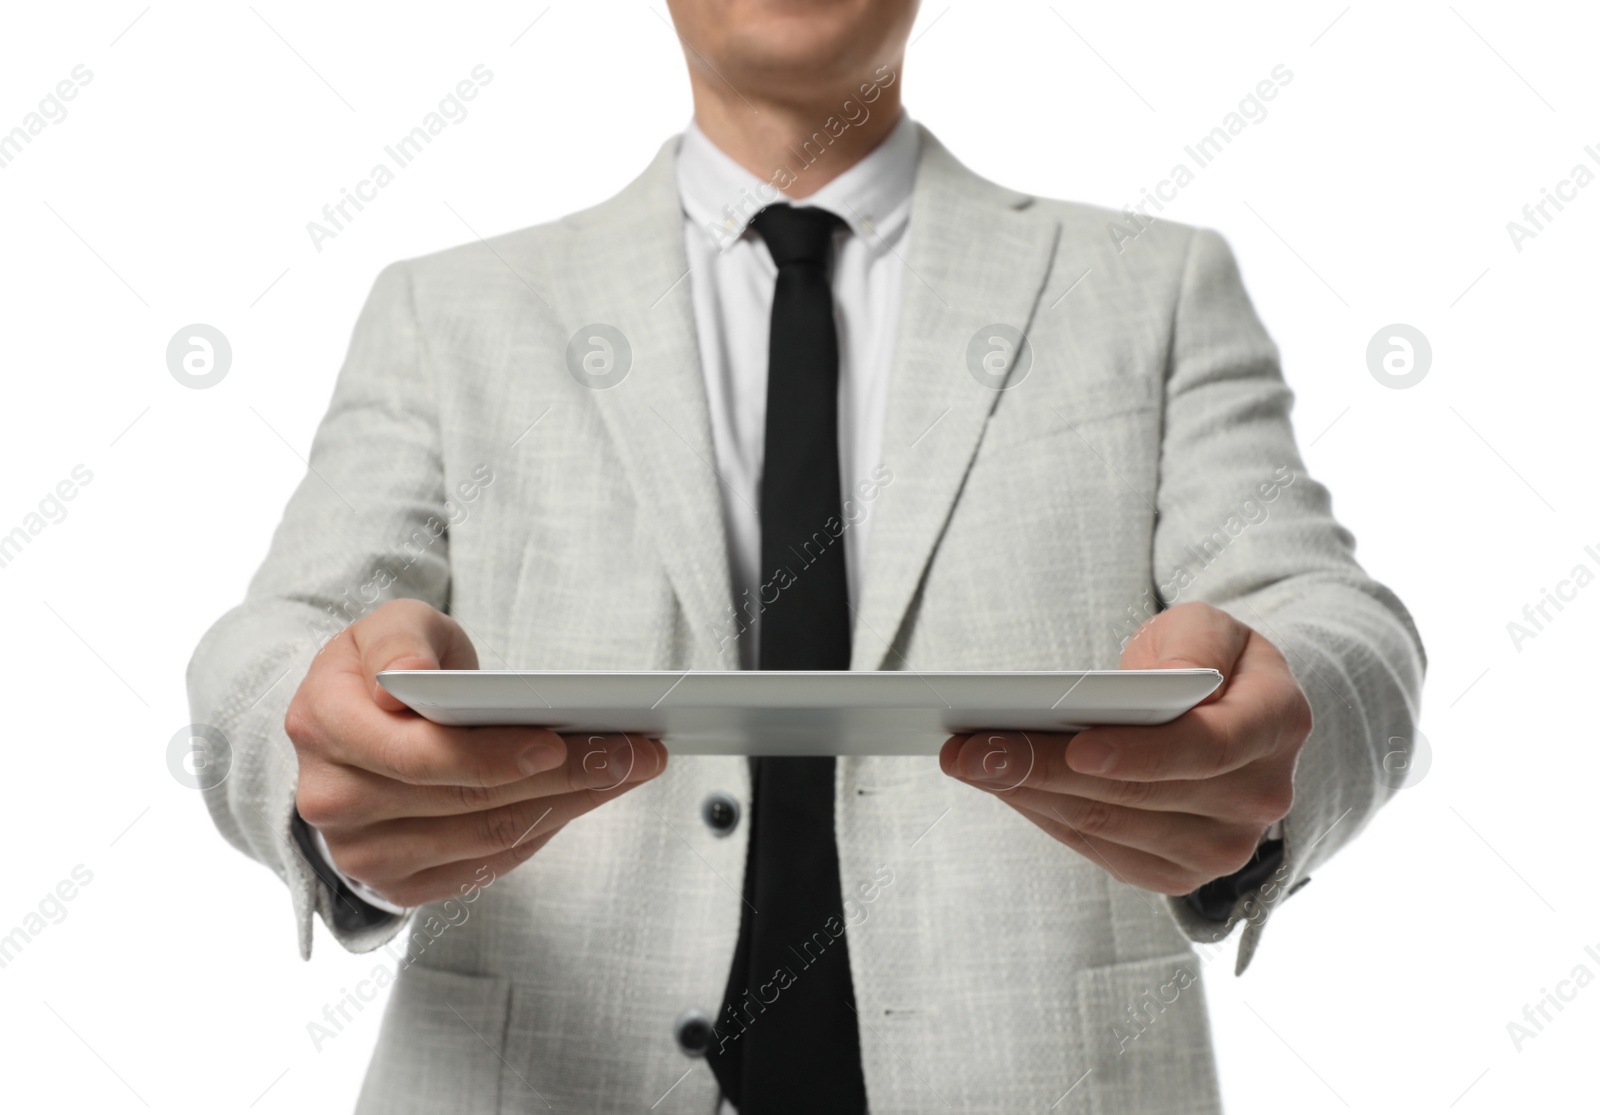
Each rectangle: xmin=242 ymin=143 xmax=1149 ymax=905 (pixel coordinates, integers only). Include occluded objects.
xmin=1120 ymin=602 xmax=1247 ymax=702
xmin=353 ymin=599 xmax=479 ymax=712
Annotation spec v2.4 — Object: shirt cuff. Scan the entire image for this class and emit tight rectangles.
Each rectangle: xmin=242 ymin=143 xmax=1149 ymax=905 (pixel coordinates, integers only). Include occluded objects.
xmin=307 ymin=824 xmax=411 ymax=917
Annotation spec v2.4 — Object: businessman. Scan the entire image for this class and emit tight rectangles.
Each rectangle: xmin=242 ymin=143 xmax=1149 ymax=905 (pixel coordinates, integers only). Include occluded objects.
xmin=189 ymin=1 xmax=1425 ymax=1112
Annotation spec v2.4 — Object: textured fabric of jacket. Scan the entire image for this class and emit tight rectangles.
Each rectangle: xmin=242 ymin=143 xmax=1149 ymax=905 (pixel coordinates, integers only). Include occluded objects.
xmin=187 ymin=125 xmax=1425 ymax=1114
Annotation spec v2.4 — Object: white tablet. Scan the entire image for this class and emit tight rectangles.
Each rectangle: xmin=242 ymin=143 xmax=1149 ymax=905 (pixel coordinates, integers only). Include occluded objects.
xmin=376 ymin=669 xmax=1223 ymax=757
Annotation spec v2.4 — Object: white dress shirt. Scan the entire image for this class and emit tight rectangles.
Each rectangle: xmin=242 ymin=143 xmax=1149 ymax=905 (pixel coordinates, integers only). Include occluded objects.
xmin=312 ymin=115 xmax=922 ymax=915
xmin=677 ymin=112 xmax=919 ymax=668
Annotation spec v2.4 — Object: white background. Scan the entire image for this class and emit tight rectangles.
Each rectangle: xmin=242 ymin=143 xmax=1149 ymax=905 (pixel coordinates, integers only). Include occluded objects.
xmin=1 ymin=1 xmax=1595 ymax=1111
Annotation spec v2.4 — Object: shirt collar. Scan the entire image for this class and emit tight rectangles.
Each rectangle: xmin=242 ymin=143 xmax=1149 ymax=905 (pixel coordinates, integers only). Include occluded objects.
xmin=676 ymin=110 xmax=920 ymax=253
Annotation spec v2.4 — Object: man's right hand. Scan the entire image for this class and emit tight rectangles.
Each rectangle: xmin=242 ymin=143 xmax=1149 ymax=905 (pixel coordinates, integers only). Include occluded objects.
xmin=286 ymin=598 xmax=667 ymax=908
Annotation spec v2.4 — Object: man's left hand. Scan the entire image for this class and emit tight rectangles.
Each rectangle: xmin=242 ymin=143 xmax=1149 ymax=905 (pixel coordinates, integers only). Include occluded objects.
xmin=940 ymin=601 xmax=1312 ymax=896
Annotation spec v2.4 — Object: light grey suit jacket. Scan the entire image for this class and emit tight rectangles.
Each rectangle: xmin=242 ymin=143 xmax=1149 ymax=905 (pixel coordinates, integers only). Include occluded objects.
xmin=188 ymin=125 xmax=1424 ymax=1114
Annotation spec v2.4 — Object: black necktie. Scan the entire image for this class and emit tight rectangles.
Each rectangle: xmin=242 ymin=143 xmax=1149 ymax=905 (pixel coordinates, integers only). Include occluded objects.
xmin=704 ymin=204 xmax=868 ymax=1113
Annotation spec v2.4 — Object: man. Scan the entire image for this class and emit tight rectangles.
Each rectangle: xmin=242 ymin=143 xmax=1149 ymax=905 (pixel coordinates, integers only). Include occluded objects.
xmin=188 ymin=1 xmax=1424 ymax=1111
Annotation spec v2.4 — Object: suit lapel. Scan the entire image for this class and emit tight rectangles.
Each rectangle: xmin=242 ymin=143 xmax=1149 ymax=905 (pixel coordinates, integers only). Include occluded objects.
xmin=553 ymin=129 xmax=1057 ymax=673
xmin=850 ymin=128 xmax=1061 ymax=670
xmin=557 ymin=139 xmax=740 ymax=669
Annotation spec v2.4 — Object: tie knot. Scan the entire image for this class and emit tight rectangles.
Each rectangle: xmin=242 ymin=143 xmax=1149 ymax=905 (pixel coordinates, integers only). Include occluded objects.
xmin=751 ymin=204 xmax=843 ymax=269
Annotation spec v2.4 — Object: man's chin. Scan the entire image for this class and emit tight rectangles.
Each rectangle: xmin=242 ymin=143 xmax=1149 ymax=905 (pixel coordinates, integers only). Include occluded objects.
xmin=687 ymin=0 xmax=904 ymax=89
xmin=721 ymin=28 xmax=871 ymax=82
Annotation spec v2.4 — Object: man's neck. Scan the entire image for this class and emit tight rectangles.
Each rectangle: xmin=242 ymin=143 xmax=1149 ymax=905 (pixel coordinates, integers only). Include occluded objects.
xmin=687 ymin=66 xmax=905 ymax=199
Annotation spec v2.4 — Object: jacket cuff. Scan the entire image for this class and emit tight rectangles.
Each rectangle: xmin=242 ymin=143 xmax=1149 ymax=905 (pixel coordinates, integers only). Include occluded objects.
xmin=1166 ymin=838 xmax=1309 ymax=976
xmin=191 ymin=630 xmax=410 ymax=960
xmin=291 ymin=811 xmax=411 ymax=933
xmin=1183 ymin=837 xmax=1288 ymax=923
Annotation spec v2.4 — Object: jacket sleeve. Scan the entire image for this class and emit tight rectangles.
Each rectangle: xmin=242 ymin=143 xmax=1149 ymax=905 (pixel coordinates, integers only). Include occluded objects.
xmin=186 ymin=261 xmax=449 ymax=959
xmin=1151 ymin=228 xmax=1426 ymax=974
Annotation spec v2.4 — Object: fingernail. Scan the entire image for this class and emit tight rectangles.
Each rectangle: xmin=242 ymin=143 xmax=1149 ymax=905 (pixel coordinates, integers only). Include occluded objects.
xmin=1070 ymin=738 xmax=1115 ymax=775
xmin=519 ymin=740 xmax=565 ymax=776
xmin=638 ymin=739 xmax=668 ymax=780
xmin=619 ymin=737 xmax=666 ymax=782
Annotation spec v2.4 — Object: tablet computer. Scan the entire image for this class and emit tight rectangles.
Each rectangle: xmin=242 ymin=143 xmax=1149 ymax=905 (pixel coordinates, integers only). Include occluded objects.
xmin=376 ymin=669 xmax=1223 ymax=757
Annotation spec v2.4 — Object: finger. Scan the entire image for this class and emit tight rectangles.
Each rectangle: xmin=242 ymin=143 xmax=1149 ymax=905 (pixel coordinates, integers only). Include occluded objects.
xmin=335 ymin=771 xmax=662 ymax=879
xmin=1120 ymin=601 xmax=1249 ymax=705
xmin=996 ymin=789 xmax=1262 ymax=878
xmin=563 ymin=733 xmax=663 ymax=793
xmin=1007 ymin=806 xmax=1215 ymax=897
xmin=942 ymin=732 xmax=1277 ymax=821
xmin=309 ymin=668 xmax=574 ymax=787
xmin=368 ymin=832 xmax=560 ymax=910
xmin=353 ymin=599 xmax=479 ymax=712
xmin=299 ymin=634 xmax=635 ymax=788
xmin=1065 ymin=633 xmax=1302 ymax=782
xmin=938 ymin=731 xmax=1058 ymax=791
xmin=304 ymin=736 xmax=668 ymax=826
xmin=291 ymin=659 xmax=564 ymax=787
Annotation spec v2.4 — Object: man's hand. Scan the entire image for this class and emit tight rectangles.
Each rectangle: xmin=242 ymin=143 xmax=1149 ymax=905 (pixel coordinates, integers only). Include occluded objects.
xmin=286 ymin=598 xmax=667 ymax=908
xmin=940 ymin=602 xmax=1311 ymax=896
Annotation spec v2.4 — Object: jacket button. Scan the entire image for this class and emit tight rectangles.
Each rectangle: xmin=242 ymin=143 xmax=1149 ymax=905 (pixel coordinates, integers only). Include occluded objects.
xmin=674 ymin=1008 xmax=714 ymax=1056
xmin=701 ymin=792 xmax=740 ymax=836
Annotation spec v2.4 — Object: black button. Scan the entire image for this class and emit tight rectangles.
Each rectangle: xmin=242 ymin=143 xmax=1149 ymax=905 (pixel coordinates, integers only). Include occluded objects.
xmin=701 ymin=792 xmax=740 ymax=836
xmin=674 ymin=1009 xmax=713 ymax=1056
